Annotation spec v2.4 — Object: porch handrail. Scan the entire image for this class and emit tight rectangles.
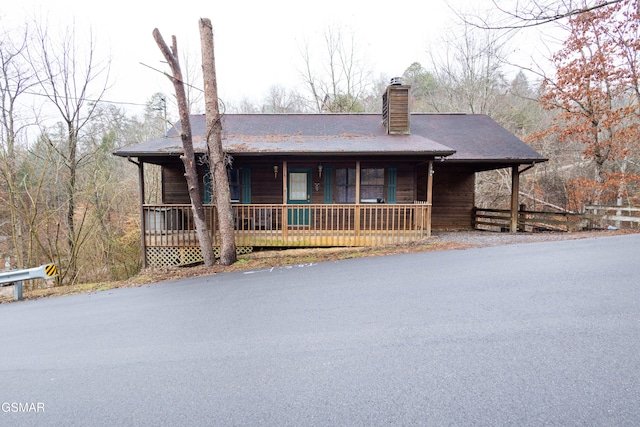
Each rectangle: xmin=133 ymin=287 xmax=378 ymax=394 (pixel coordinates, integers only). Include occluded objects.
xmin=142 ymin=203 xmax=432 ymax=248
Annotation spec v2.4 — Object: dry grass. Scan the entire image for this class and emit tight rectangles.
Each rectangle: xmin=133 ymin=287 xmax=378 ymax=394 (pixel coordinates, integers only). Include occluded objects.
xmin=1 ymin=229 xmax=635 ymax=304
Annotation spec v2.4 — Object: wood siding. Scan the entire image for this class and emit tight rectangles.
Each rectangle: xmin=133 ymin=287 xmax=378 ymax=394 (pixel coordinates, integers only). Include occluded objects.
xmin=395 ymin=163 xmax=416 ymax=203
xmin=162 ymin=164 xmax=190 ymax=204
xmin=162 ymin=162 xmax=212 ymax=204
xmin=431 ymin=164 xmax=476 ymax=230
xmin=160 ymin=158 xmax=475 ymax=230
xmin=248 ymin=164 xmax=283 ymax=204
xmin=382 ymin=85 xmax=410 ymax=135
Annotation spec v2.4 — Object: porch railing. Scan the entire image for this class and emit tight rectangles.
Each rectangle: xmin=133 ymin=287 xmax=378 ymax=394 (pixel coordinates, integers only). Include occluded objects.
xmin=143 ymin=203 xmax=431 ymax=248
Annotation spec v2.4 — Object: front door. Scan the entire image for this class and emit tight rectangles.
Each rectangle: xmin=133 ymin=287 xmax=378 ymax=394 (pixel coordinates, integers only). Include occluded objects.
xmin=287 ymin=168 xmax=312 ymax=226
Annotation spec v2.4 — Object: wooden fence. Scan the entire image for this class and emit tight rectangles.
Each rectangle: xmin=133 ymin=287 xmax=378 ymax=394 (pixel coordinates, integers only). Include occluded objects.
xmin=474 ymin=208 xmax=588 ymax=232
xmin=475 ymin=205 xmax=640 ymax=232
xmin=583 ymin=205 xmax=640 ymax=229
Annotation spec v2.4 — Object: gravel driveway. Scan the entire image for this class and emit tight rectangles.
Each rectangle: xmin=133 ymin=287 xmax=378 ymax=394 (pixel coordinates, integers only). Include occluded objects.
xmin=431 ymin=228 xmax=636 ymax=247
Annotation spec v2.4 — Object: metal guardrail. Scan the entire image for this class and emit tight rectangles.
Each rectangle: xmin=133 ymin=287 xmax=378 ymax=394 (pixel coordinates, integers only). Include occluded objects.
xmin=0 ymin=264 xmax=58 ymax=301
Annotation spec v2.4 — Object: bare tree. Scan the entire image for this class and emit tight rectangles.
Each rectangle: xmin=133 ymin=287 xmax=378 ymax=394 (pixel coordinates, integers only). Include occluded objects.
xmin=0 ymin=25 xmax=35 ymax=269
xmin=27 ymin=20 xmax=111 ymax=283
xmin=261 ymin=85 xmax=306 ymax=113
xmin=199 ymin=18 xmax=236 ymax=266
xmin=460 ymin=0 xmax=627 ymax=30
xmin=153 ymin=28 xmax=217 ymax=267
xmin=299 ymin=25 xmax=375 ymax=112
xmin=179 ymin=49 xmax=205 ymax=115
xmin=426 ymin=24 xmax=509 ymax=115
xmin=231 ymin=97 xmax=259 ymax=113
xmin=75 ymin=104 xmax=144 ymax=280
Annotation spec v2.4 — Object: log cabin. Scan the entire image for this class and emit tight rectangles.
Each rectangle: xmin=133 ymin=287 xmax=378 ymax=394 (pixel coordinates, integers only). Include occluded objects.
xmin=114 ymin=80 xmax=547 ymax=267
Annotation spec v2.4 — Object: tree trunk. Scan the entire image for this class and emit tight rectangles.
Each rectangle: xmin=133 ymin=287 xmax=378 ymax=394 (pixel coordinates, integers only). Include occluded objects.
xmin=153 ymin=28 xmax=216 ymax=267
xmin=199 ymin=18 xmax=237 ymax=265
xmin=66 ymin=121 xmax=78 ymax=281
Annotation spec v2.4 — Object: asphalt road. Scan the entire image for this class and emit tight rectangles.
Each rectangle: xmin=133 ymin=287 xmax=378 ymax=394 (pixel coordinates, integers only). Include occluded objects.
xmin=2 ymin=234 xmax=640 ymax=426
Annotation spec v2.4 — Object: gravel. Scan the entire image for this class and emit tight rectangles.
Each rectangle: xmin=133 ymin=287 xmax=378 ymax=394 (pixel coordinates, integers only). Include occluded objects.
xmin=431 ymin=228 xmax=636 ymax=247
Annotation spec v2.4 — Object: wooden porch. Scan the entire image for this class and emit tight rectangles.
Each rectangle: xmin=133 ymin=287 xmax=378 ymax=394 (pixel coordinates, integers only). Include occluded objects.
xmin=143 ymin=203 xmax=431 ymax=266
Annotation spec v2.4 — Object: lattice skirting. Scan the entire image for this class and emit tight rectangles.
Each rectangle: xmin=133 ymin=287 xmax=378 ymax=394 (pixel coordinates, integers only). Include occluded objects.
xmin=146 ymin=246 xmax=253 ymax=267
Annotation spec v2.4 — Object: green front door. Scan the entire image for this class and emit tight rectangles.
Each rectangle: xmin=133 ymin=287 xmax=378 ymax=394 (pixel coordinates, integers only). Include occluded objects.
xmin=287 ymin=168 xmax=312 ymax=226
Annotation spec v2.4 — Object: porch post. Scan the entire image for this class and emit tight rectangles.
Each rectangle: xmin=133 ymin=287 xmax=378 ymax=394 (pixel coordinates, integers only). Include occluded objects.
xmin=355 ymin=161 xmax=361 ymax=242
xmin=510 ymin=165 xmax=520 ymax=233
xmin=426 ymin=160 xmax=434 ymax=238
xmin=282 ymin=160 xmax=288 ymax=241
xmin=137 ymin=159 xmax=147 ymax=269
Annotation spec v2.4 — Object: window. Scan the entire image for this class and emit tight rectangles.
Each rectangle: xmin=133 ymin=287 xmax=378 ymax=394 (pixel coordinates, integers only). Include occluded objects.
xmin=204 ymin=167 xmax=241 ymax=204
xmin=335 ymin=168 xmax=356 ymax=203
xmin=203 ymin=169 xmax=212 ymax=204
xmin=289 ymin=172 xmax=308 ymax=201
xmin=228 ymin=169 xmax=240 ymax=203
xmin=335 ymin=167 xmax=386 ymax=203
xmin=361 ymin=168 xmax=385 ymax=202
xmin=241 ymin=167 xmax=251 ymax=204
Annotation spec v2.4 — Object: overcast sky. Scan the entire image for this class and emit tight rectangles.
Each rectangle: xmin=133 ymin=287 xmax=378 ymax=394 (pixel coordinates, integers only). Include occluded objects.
xmin=2 ymin=0 xmax=554 ymax=116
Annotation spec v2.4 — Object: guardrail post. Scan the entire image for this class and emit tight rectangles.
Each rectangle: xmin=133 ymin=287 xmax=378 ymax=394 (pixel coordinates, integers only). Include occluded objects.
xmin=14 ymin=280 xmax=23 ymax=301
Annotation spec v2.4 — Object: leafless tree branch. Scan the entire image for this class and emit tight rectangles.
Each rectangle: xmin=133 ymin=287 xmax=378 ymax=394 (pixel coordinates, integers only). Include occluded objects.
xmin=457 ymin=0 xmax=625 ymax=30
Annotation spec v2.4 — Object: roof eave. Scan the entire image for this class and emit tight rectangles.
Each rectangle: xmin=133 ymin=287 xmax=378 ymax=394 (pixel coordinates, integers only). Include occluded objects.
xmin=448 ymin=157 xmax=548 ymax=164
xmin=114 ymin=150 xmax=457 ymax=158
xmin=227 ymin=150 xmax=456 ymax=157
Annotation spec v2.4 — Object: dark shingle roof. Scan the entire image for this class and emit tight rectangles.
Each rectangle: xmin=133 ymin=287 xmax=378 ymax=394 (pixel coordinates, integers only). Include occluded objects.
xmin=114 ymin=113 xmax=546 ymax=164
xmin=410 ymin=114 xmax=545 ymax=162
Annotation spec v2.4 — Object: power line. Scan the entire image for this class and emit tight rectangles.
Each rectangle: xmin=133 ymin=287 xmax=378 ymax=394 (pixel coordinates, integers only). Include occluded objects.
xmin=23 ymin=90 xmax=150 ymax=107
xmin=16 ymin=62 xmax=205 ymax=109
xmin=139 ymin=62 xmax=204 ymax=93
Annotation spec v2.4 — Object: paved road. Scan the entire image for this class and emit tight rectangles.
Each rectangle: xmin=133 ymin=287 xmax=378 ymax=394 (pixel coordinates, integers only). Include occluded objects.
xmin=2 ymin=234 xmax=640 ymax=426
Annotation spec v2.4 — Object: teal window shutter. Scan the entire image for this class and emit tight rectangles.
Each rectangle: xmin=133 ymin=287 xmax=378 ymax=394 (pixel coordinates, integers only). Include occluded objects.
xmin=203 ymin=167 xmax=212 ymax=204
xmin=241 ymin=167 xmax=252 ymax=204
xmin=387 ymin=166 xmax=397 ymax=204
xmin=323 ymin=166 xmax=333 ymax=203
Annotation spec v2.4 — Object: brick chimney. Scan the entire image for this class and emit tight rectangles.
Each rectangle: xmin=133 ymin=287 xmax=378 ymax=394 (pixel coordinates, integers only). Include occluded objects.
xmin=382 ymin=77 xmax=410 ymax=135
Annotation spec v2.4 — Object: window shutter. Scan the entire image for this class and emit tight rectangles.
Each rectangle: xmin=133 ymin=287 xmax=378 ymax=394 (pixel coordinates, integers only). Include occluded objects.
xmin=241 ymin=167 xmax=252 ymax=204
xmin=323 ymin=166 xmax=333 ymax=203
xmin=203 ymin=167 xmax=212 ymax=204
xmin=387 ymin=166 xmax=397 ymax=204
